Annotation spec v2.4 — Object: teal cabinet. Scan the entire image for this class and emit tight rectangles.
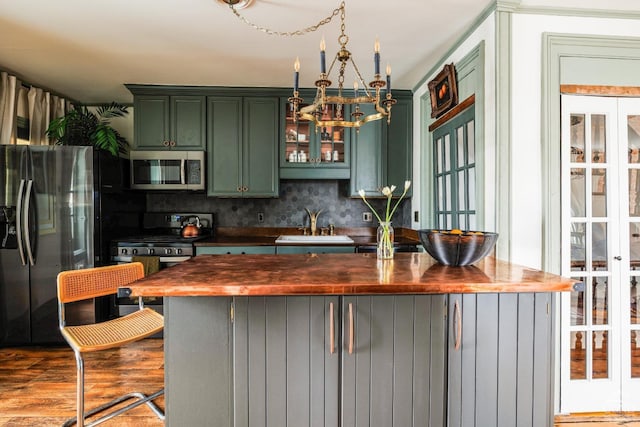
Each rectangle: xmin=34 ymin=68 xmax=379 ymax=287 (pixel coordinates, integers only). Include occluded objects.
xmin=349 ymin=92 xmax=412 ymax=197
xmin=232 ymin=295 xmax=431 ymax=427
xmin=276 ymin=245 xmax=355 ymax=254
xmin=133 ymin=95 xmax=206 ymax=150
xmin=279 ymin=95 xmax=350 ymax=179
xmin=196 ymin=246 xmax=276 ymax=255
xmin=207 ymin=96 xmax=279 ymax=197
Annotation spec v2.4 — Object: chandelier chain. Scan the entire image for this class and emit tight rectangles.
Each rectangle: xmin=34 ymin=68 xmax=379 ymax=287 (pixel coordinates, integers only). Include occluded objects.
xmin=228 ymin=2 xmax=343 ymax=37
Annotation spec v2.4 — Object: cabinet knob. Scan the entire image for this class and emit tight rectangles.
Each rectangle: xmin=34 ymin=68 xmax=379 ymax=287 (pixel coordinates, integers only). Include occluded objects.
xmin=163 ymin=141 xmax=170 ymax=147
xmin=242 ymin=186 xmax=248 ymax=192
xmin=237 ymin=187 xmax=242 ymax=192
xmin=170 ymin=140 xmax=176 ymax=147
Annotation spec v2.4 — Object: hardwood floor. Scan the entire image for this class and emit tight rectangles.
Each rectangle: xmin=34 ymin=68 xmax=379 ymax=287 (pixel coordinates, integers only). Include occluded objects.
xmin=0 ymin=338 xmax=638 ymax=426
xmin=0 ymin=339 xmax=164 ymax=426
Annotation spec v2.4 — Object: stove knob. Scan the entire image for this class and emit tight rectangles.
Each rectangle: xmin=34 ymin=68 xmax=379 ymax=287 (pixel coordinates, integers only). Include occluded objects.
xmin=165 ymin=248 xmax=172 ymax=255
xmin=132 ymin=249 xmax=138 ymax=255
xmin=176 ymin=248 xmax=183 ymax=255
xmin=148 ymin=248 xmax=155 ymax=255
xmin=120 ymin=248 xmax=128 ymax=255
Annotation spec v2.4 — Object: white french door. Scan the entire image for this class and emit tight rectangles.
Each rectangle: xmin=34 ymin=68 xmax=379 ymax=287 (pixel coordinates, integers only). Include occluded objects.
xmin=560 ymin=95 xmax=640 ymax=412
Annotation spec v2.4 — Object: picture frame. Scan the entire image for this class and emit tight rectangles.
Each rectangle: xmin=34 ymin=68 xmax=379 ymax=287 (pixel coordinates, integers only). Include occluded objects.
xmin=428 ymin=63 xmax=458 ymax=119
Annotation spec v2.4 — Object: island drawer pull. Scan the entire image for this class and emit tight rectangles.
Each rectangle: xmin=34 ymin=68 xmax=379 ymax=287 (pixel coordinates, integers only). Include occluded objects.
xmin=329 ymin=302 xmax=335 ymax=354
xmin=348 ymin=303 xmax=354 ymax=355
xmin=454 ymin=299 xmax=462 ymax=351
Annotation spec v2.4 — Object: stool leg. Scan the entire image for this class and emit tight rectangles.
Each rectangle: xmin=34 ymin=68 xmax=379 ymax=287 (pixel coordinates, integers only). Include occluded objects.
xmin=75 ymin=351 xmax=85 ymax=427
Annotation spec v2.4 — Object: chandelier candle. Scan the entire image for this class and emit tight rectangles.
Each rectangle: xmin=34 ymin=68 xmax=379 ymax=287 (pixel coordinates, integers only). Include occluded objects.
xmin=294 ymin=57 xmax=300 ymax=92
xmin=374 ymin=38 xmax=381 ymax=75
xmin=320 ymin=37 xmax=326 ymax=74
xmin=386 ymin=64 xmax=392 ymax=96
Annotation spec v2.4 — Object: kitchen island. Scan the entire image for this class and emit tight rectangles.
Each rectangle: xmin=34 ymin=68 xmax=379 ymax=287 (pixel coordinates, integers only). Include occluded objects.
xmin=122 ymin=253 xmax=579 ymax=427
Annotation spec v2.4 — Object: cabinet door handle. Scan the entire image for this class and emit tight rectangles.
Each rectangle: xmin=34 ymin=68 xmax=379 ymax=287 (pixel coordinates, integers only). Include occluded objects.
xmin=348 ymin=302 xmax=354 ymax=355
xmin=454 ymin=299 xmax=462 ymax=351
xmin=329 ymin=302 xmax=335 ymax=354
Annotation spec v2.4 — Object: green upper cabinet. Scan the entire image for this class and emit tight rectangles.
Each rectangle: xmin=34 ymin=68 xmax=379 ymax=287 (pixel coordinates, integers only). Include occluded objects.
xmin=349 ymin=91 xmax=412 ymax=197
xmin=207 ymin=96 xmax=279 ymax=198
xmin=132 ymin=94 xmax=206 ymax=150
xmin=279 ymin=92 xmax=350 ymax=179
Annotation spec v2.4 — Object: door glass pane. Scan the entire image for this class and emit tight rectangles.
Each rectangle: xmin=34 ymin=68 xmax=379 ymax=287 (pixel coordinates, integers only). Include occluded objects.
xmin=592 ymin=276 xmax=609 ymax=325
xmin=468 ymin=171 xmax=475 ymax=211
xmin=592 ymin=170 xmax=607 ymax=217
xmin=630 ymin=274 xmax=640 ymax=325
xmin=458 ymin=171 xmax=465 ymax=210
xmin=436 ymin=137 xmax=443 ymax=173
xmin=571 ymin=223 xmax=586 ymax=272
xmin=630 ymin=170 xmax=640 ymax=216
xmin=592 ymin=223 xmax=608 ymax=270
xmin=457 ymin=126 xmax=464 ymax=167
xmin=444 ymin=134 xmax=451 ymax=171
xmin=571 ymin=170 xmax=586 ymax=217
xmin=467 ymin=120 xmax=475 ymax=164
xmin=469 ymin=214 xmax=476 ymax=230
xmin=630 ymin=223 xmax=640 ymax=267
xmin=437 ymin=177 xmax=444 ymax=211
xmin=445 ymin=175 xmax=451 ymax=211
xmin=629 ymin=114 xmax=640 ymax=164
xmin=571 ymin=330 xmax=587 ymax=379
xmin=593 ymin=331 xmax=609 ymax=379
xmin=591 ymin=114 xmax=606 ymax=164
xmin=571 ymin=277 xmax=586 ymax=326
xmin=571 ymin=114 xmax=585 ymax=163
xmin=631 ymin=330 xmax=640 ymax=378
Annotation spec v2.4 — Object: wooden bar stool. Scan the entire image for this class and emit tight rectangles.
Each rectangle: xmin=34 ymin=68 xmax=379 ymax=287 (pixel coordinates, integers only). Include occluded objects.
xmin=57 ymin=262 xmax=165 ymax=427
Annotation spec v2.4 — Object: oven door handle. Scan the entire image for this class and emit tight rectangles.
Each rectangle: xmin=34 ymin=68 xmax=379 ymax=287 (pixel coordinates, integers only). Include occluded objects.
xmin=181 ymin=159 xmax=186 ymax=185
xmin=112 ymin=255 xmax=192 ymax=263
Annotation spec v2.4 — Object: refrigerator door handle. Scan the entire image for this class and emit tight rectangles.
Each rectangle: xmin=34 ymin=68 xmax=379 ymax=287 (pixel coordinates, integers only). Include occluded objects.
xmin=16 ymin=179 xmax=27 ymax=266
xmin=23 ymin=179 xmax=35 ymax=266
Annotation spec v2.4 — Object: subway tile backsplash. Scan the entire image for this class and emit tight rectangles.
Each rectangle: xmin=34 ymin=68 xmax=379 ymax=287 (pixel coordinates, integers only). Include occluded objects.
xmin=146 ymin=180 xmax=411 ymax=229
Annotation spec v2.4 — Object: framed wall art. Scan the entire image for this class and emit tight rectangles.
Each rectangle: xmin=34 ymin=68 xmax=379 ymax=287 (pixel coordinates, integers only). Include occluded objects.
xmin=428 ymin=63 xmax=458 ymax=119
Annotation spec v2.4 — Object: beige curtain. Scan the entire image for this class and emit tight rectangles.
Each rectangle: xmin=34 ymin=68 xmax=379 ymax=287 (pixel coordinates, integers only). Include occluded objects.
xmin=50 ymin=95 xmax=67 ymax=121
xmin=0 ymin=71 xmax=19 ymax=145
xmin=27 ymin=87 xmax=51 ymax=145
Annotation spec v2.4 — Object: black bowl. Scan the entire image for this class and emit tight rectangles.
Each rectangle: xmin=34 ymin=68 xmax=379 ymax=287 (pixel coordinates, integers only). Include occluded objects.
xmin=417 ymin=229 xmax=498 ymax=266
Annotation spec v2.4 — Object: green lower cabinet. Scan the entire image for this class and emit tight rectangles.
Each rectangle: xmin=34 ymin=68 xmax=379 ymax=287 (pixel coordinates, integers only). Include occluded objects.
xmin=442 ymin=293 xmax=554 ymax=427
xmin=276 ymin=245 xmax=355 ymax=254
xmin=196 ymin=246 xmax=276 ymax=255
xmin=163 ymin=292 xmax=555 ymax=426
xmin=233 ymin=295 xmax=432 ymax=427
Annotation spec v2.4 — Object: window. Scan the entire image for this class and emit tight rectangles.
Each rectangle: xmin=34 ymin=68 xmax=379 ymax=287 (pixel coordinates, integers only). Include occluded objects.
xmin=432 ymin=106 xmax=476 ymax=229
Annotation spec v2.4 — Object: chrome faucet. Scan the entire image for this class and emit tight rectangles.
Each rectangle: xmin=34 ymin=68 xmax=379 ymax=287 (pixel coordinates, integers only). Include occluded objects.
xmin=305 ymin=208 xmax=323 ymax=236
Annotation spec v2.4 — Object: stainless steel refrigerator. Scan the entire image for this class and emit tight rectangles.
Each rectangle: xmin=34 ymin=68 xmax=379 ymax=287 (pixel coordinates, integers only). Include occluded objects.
xmin=0 ymin=145 xmax=94 ymax=345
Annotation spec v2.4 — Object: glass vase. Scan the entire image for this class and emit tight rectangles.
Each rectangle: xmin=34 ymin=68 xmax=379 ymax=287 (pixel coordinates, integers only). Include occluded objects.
xmin=377 ymin=221 xmax=394 ymax=260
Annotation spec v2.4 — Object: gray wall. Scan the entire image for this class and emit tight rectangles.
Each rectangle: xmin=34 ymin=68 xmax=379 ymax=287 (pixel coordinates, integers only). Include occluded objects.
xmin=146 ymin=180 xmax=411 ymax=229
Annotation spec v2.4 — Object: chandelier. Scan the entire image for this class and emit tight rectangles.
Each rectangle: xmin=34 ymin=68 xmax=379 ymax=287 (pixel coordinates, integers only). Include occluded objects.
xmin=220 ymin=0 xmax=395 ymax=129
xmin=289 ymin=2 xmax=395 ymax=129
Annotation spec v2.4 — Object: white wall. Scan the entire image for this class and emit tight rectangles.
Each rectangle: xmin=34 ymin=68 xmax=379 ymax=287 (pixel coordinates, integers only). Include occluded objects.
xmin=510 ymin=13 xmax=640 ymax=267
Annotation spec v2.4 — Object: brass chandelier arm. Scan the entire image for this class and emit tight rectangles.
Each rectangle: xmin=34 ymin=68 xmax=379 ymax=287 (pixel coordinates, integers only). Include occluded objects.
xmin=226 ymin=3 xmax=343 ymax=37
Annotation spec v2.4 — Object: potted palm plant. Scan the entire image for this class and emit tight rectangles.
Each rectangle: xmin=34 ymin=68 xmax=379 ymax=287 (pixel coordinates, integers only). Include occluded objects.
xmin=46 ymin=102 xmax=129 ymax=156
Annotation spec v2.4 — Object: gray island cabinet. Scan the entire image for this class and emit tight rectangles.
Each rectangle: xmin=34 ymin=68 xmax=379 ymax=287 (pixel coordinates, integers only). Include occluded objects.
xmin=165 ymin=293 xmax=553 ymax=427
xmin=124 ymin=253 xmax=576 ymax=426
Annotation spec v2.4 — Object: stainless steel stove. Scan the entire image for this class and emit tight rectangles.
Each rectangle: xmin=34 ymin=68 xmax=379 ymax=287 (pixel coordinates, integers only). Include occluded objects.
xmin=110 ymin=212 xmax=214 ymax=318
xmin=111 ymin=212 xmax=213 ymax=263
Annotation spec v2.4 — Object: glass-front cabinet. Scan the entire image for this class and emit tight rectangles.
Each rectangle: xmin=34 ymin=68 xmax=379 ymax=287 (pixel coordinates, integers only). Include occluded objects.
xmin=280 ymin=94 xmax=350 ymax=179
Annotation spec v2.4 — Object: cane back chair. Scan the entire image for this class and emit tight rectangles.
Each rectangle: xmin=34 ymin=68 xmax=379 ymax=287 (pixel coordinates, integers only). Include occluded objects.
xmin=57 ymin=262 xmax=164 ymax=427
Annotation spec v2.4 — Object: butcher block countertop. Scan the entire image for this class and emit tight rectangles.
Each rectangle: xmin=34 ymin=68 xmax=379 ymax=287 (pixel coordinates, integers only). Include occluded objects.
xmin=121 ymin=253 xmax=580 ymax=297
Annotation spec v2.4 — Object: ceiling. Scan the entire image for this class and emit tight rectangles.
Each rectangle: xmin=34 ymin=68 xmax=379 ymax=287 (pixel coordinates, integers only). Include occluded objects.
xmin=0 ymin=0 xmax=638 ymax=104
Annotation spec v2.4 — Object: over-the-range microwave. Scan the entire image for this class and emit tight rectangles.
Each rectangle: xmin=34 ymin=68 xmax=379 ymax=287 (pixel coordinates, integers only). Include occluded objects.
xmin=130 ymin=150 xmax=205 ymax=190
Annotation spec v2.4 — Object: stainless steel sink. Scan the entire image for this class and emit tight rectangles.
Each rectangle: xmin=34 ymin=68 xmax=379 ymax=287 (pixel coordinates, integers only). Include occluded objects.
xmin=275 ymin=235 xmax=354 ymax=244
